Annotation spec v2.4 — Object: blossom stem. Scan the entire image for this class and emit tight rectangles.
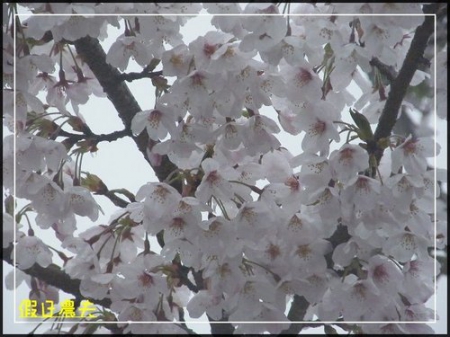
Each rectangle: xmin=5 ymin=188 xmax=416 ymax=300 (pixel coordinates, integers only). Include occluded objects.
xmin=212 ymin=195 xmax=230 ymax=220
xmin=244 ymin=258 xmax=281 ymax=282
xmin=229 ymin=180 xmax=263 ymax=195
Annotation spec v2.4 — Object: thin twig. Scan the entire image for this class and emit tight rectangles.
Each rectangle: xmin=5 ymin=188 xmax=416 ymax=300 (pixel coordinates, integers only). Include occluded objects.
xmin=117 ymin=69 xmax=163 ymax=82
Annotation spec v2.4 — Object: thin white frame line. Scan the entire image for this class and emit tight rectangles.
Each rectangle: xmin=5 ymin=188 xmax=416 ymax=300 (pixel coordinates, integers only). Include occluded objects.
xmin=15 ymin=13 xmax=435 ymax=17
xmin=433 ymin=12 xmax=438 ymax=324
xmin=10 ymin=320 xmax=440 ymax=324
xmin=13 ymin=7 xmax=18 ymax=326
xmin=11 ymin=10 xmax=440 ymax=326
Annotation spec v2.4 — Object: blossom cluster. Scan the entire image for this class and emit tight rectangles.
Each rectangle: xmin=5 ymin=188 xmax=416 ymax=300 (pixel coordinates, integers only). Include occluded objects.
xmin=2 ymin=2 xmax=447 ymax=335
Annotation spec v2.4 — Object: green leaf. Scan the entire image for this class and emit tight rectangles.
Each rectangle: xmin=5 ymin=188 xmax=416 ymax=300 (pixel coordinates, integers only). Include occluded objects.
xmin=349 ymin=108 xmax=373 ymax=141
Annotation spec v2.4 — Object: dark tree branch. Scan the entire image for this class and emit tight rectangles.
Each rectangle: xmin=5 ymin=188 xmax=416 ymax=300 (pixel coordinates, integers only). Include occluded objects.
xmin=208 ymin=314 xmax=236 ymax=335
xmin=57 ymin=128 xmax=130 ymax=144
xmin=99 ymin=189 xmax=130 ymax=208
xmin=369 ymin=57 xmax=398 ymax=83
xmin=73 ymin=36 xmax=180 ymax=190
xmin=280 ymin=295 xmax=310 ymax=334
xmin=373 ymin=5 xmax=437 ymax=163
xmin=117 ymin=69 xmax=163 ymax=82
xmin=2 ymin=244 xmax=111 ymax=310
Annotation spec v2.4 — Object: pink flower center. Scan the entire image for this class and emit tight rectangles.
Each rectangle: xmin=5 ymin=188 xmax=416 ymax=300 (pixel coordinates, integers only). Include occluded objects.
xmin=172 ymin=217 xmax=185 ymax=229
xmin=224 ymin=46 xmax=235 ymax=58
xmin=296 ymin=244 xmax=312 ymax=259
xmin=285 ymin=176 xmax=300 ymax=191
xmin=203 ymin=43 xmax=217 ymax=57
xmin=296 ymin=68 xmax=313 ymax=87
xmin=190 ymin=72 xmax=205 ymax=87
xmin=206 ymin=170 xmax=220 ymax=184
xmin=403 ymin=140 xmax=417 ymax=155
xmin=373 ymin=264 xmax=389 ymax=284
xmin=241 ymin=206 xmax=256 ymax=223
xmin=148 ymin=110 xmax=162 ymax=128
xmin=170 ymin=54 xmax=183 ymax=67
xmin=153 ymin=185 xmax=171 ymax=203
xmin=266 ymin=243 xmax=281 ymax=260
xmin=339 ymin=147 xmax=355 ymax=162
xmin=355 ymin=177 xmax=371 ymax=193
xmin=310 ymin=120 xmax=326 ymax=136
xmin=352 ymin=283 xmax=367 ymax=299
xmin=139 ymin=273 xmax=154 ymax=287
xmin=288 ymin=215 xmax=303 ymax=230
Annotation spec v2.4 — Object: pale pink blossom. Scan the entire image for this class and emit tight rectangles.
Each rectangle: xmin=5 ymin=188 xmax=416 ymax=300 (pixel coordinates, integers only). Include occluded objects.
xmin=106 ymin=36 xmax=152 ymax=71
xmin=131 ymin=104 xmax=177 ymax=141
xmin=240 ymin=4 xmax=287 ymax=52
xmin=161 ymin=44 xmax=192 ymax=77
xmin=341 ymin=175 xmax=381 ymax=212
xmin=195 ymin=158 xmax=237 ymax=204
xmin=15 ymin=236 xmax=53 ymax=270
xmin=330 ymin=144 xmax=370 ymax=184
xmin=391 ymin=135 xmax=437 ymax=175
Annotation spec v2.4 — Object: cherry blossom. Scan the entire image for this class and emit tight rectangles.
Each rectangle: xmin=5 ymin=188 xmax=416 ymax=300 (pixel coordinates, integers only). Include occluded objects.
xmin=187 ymin=290 xmax=225 ymax=320
xmin=109 ymin=254 xmax=169 ymax=306
xmin=65 ymin=186 xmax=100 ymax=221
xmin=205 ymin=3 xmax=245 ymax=38
xmin=195 ymin=158 xmax=237 ymax=204
xmin=382 ymin=231 xmax=430 ymax=263
xmin=366 ymin=254 xmax=403 ymax=295
xmin=15 ymin=236 xmax=53 ymax=270
xmin=293 ymin=101 xmax=341 ymax=155
xmin=281 ymin=60 xmax=323 ymax=104
xmin=161 ymin=43 xmax=192 ymax=77
xmin=189 ymin=31 xmax=234 ymax=71
xmin=106 ymin=36 xmax=152 ymax=72
xmin=329 ymin=144 xmax=370 ymax=184
xmin=240 ymin=3 xmax=287 ymax=53
xmin=134 ymin=16 xmax=184 ymax=58
xmin=131 ymin=104 xmax=177 ymax=141
xmin=242 ymin=114 xmax=281 ymax=156
xmin=391 ymin=135 xmax=437 ymax=175
xmin=341 ymin=175 xmax=381 ymax=212
xmin=402 ymin=256 xmax=436 ymax=303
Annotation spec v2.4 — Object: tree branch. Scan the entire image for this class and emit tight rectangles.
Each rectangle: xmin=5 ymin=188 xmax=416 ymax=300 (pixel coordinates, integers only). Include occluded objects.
xmin=372 ymin=5 xmax=437 ymax=163
xmin=117 ymin=69 xmax=163 ymax=82
xmin=280 ymin=295 xmax=310 ymax=334
xmin=369 ymin=57 xmax=398 ymax=84
xmin=57 ymin=128 xmax=130 ymax=144
xmin=73 ymin=36 xmax=180 ymax=190
xmin=2 ymin=244 xmax=111 ymax=309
